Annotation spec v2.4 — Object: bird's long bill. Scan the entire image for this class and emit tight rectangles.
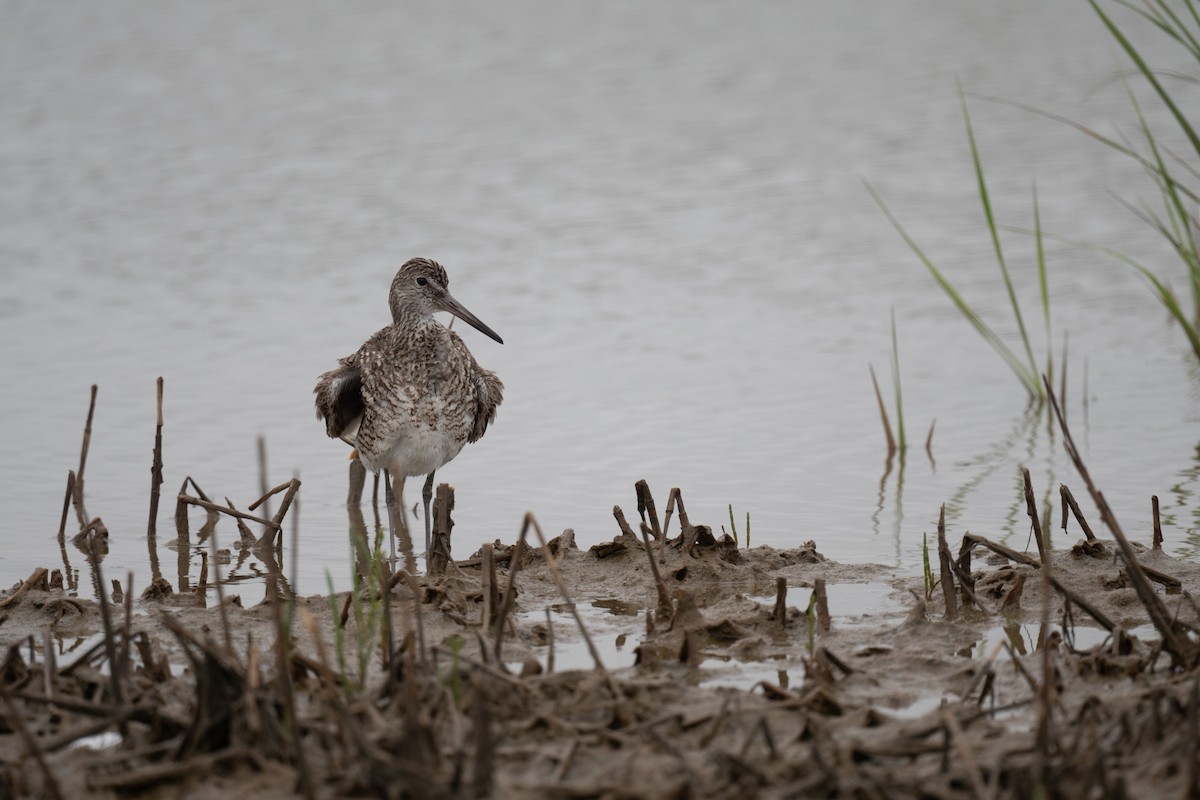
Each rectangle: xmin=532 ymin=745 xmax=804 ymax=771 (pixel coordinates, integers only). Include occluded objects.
xmin=438 ymin=293 xmax=504 ymax=344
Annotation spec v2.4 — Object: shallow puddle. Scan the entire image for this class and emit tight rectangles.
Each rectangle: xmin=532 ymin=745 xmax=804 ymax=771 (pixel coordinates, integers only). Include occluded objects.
xmin=521 ymin=583 xmax=902 ymax=688
xmin=969 ymin=621 xmax=1161 ymax=658
xmin=749 ymin=581 xmax=904 ymax=627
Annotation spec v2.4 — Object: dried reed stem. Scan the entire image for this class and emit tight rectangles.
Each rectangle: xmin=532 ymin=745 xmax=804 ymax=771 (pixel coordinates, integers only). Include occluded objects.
xmin=256 ymin=435 xmax=271 ymax=533
xmin=208 ymin=528 xmax=234 ymax=655
xmin=481 ymin=543 xmax=497 ymax=630
xmin=147 ymin=377 xmax=164 ymax=539
xmin=492 ymin=523 xmax=530 ymax=661
xmin=612 ymin=505 xmax=636 ymax=538
xmin=639 ymin=523 xmax=673 ymax=618
xmin=85 ymin=533 xmax=125 ymax=707
xmin=1023 ymin=467 xmax=1047 ymax=562
xmin=256 ymin=478 xmax=301 ymax=548
xmin=1059 ymin=484 xmax=1095 ymax=541
xmin=962 ymin=532 xmax=1117 ymax=631
xmin=772 ymin=577 xmax=788 ymax=626
xmin=0 ymin=568 xmax=48 ymax=610
xmin=663 ymin=487 xmax=688 ymax=561
xmin=73 ymin=384 xmax=98 ymax=526
xmin=179 ymin=494 xmax=280 ymax=532
xmin=937 ymin=505 xmax=957 ymax=620
xmin=814 ymin=577 xmax=831 ymax=634
xmin=635 ymin=479 xmax=663 ymax=540
xmin=1152 ymin=495 xmax=1163 ymax=550
xmin=1044 ymin=375 xmax=1197 ymax=667
xmin=428 ymin=482 xmax=455 ymax=576
xmin=869 ymin=364 xmax=897 ymax=458
xmin=58 ymin=471 xmax=75 ymax=544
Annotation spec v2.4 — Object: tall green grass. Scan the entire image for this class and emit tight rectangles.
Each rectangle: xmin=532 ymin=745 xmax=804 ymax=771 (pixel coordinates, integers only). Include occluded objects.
xmin=986 ymin=2 xmax=1200 ymax=359
xmin=870 ymin=311 xmax=909 ymax=458
xmin=328 ymin=522 xmax=388 ymax=691
xmin=1088 ymin=0 xmax=1200 ymax=358
xmin=867 ymin=85 xmax=1052 ymax=402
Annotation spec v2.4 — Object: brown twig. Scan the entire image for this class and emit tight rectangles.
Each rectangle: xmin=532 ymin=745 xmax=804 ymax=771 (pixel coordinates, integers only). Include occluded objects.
xmin=254 ymin=478 xmax=302 ymax=548
xmin=224 ymin=498 xmax=257 ymax=548
xmin=1044 ymin=375 xmax=1197 ymax=668
xmin=1152 ymin=495 xmax=1163 ymax=551
xmin=492 ymin=525 xmax=530 ymax=661
xmin=0 ymin=568 xmax=48 ymax=610
xmin=772 ymin=577 xmax=788 ymax=627
xmin=956 ymin=536 xmax=976 ymax=609
xmin=256 ymin=435 xmax=272 ymax=534
xmin=1023 ymin=468 xmax=1047 ymax=562
xmin=640 ymin=522 xmax=673 ymax=618
xmin=85 ymin=532 xmax=125 ymax=707
xmin=814 ymin=577 xmax=831 ymax=634
xmin=73 ymin=384 xmax=98 ymax=526
xmin=635 ymin=480 xmax=663 ymax=541
xmin=179 ymin=494 xmax=280 ymax=532
xmin=961 ymin=533 xmax=1117 ymax=631
xmin=612 ymin=505 xmax=637 ymax=538
xmin=1059 ymin=484 xmax=1096 ymax=542
xmin=427 ymin=482 xmax=454 ymax=576
xmin=58 ymin=471 xmax=75 ymax=545
xmin=147 ymin=377 xmax=165 ymax=540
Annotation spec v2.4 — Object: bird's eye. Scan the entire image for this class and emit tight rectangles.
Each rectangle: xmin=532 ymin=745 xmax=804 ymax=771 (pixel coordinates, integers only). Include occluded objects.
xmin=416 ymin=277 xmax=428 ymax=286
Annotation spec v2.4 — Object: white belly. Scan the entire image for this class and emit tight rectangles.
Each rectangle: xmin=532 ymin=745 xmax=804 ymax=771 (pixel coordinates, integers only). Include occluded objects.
xmin=358 ymin=424 xmax=466 ymax=477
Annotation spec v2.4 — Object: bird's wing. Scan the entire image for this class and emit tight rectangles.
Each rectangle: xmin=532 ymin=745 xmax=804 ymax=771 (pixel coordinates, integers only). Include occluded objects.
xmin=468 ymin=366 xmax=504 ymax=443
xmin=314 ymin=354 xmax=365 ymax=441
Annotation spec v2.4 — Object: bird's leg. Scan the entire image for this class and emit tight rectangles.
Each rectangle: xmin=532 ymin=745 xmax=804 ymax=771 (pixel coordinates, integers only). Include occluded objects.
xmin=423 ymin=471 xmax=436 ymax=556
xmin=383 ymin=468 xmax=398 ymax=560
xmin=385 ymin=465 xmax=414 ymax=568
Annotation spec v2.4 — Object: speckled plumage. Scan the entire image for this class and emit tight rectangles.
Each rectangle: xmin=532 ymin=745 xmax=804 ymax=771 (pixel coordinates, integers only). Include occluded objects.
xmin=313 ymin=258 xmax=503 ymax=479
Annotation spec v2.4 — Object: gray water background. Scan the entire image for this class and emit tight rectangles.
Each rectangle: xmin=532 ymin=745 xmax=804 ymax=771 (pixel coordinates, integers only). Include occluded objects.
xmin=3 ymin=1 xmax=1199 ymax=599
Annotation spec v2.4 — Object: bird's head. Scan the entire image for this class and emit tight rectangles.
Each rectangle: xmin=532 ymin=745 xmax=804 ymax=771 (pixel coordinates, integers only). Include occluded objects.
xmin=389 ymin=258 xmax=504 ymax=344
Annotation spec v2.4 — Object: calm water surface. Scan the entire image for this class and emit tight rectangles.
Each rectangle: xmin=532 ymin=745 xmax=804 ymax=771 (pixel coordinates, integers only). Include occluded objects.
xmin=3 ymin=1 xmax=1199 ymax=600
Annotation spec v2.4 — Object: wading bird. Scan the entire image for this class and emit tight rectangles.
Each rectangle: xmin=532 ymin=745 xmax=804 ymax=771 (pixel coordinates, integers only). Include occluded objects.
xmin=314 ymin=257 xmax=504 ymax=553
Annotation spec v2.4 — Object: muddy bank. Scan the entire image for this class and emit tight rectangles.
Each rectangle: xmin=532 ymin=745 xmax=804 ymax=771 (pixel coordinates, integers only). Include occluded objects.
xmin=3 ymin=514 xmax=1200 ymax=798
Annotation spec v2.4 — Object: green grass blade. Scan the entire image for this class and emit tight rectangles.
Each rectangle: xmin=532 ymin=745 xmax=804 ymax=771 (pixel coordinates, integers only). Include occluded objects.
xmin=866 ymin=180 xmax=1041 ymax=397
xmin=1027 ymin=227 xmax=1200 ymax=359
xmin=1091 ymin=0 xmax=1200 ymax=161
xmin=890 ymin=308 xmax=907 ymax=452
xmin=959 ymin=82 xmax=1042 ymax=395
xmin=971 ymin=93 xmax=1200 ymax=207
xmin=1133 ymin=0 xmax=1200 ymax=60
xmin=1124 ymin=83 xmax=1200 ymax=319
xmin=1032 ymin=181 xmax=1052 ymax=385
